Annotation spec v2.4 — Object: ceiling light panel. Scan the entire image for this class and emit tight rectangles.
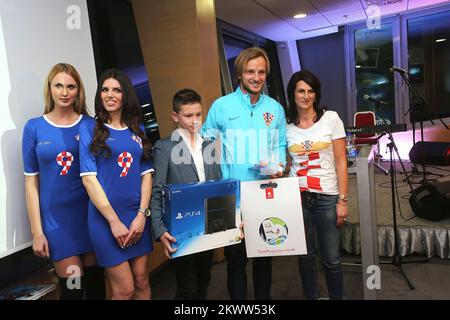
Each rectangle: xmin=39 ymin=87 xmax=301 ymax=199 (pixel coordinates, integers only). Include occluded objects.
xmin=215 ymin=0 xmax=304 ymax=41
xmin=408 ymin=0 xmax=450 ymax=10
xmin=255 ymin=0 xmax=332 ymax=32
xmin=313 ymin=0 xmax=367 ymax=25
xmin=362 ymin=0 xmax=407 ymax=16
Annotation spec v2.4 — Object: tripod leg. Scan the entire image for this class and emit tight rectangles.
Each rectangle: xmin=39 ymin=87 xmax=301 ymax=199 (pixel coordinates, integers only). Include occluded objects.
xmin=374 ymin=162 xmax=389 ymax=175
xmin=401 ymin=163 xmax=420 ymax=179
xmin=397 ymin=265 xmax=415 ymax=290
xmin=375 ymin=142 xmax=389 ymax=175
xmin=387 ymin=132 xmax=417 ymax=291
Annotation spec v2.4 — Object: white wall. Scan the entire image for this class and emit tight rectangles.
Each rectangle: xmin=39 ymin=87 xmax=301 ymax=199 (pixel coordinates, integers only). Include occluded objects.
xmin=0 ymin=0 xmax=97 ymax=258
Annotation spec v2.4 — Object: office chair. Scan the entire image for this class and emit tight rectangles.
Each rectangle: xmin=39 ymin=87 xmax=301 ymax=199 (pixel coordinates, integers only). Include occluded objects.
xmin=354 ymin=111 xmax=389 ymax=175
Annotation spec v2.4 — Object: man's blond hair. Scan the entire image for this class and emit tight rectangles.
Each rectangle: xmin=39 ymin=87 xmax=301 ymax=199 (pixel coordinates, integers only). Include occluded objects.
xmin=234 ymin=47 xmax=270 ymax=84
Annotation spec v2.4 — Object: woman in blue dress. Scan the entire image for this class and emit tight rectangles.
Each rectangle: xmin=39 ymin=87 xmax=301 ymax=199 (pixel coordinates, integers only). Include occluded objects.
xmin=79 ymin=69 xmax=154 ymax=300
xmin=22 ymin=63 xmax=105 ymax=300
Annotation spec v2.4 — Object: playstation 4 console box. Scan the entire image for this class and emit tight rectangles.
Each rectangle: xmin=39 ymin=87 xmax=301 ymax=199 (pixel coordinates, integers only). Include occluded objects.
xmin=241 ymin=177 xmax=307 ymax=257
xmin=162 ymin=179 xmax=241 ymax=258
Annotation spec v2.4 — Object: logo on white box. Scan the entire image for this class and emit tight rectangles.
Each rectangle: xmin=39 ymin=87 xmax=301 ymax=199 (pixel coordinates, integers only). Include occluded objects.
xmin=265 ymin=188 xmax=274 ymax=199
xmin=259 ymin=217 xmax=288 ymax=245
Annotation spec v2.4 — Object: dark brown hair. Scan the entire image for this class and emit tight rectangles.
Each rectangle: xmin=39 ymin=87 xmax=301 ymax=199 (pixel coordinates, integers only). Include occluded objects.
xmin=172 ymin=88 xmax=202 ymax=113
xmin=286 ymin=70 xmax=325 ymax=125
xmin=90 ymin=69 xmax=151 ymax=160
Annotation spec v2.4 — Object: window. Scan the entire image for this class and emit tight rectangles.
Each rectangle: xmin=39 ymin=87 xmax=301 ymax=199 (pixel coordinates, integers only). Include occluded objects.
xmin=406 ymin=10 xmax=450 ymax=121
xmin=347 ymin=3 xmax=450 ymax=126
xmin=222 ymin=34 xmax=253 ymax=93
xmin=217 ymin=20 xmax=287 ymax=106
xmin=353 ymin=23 xmax=395 ymax=125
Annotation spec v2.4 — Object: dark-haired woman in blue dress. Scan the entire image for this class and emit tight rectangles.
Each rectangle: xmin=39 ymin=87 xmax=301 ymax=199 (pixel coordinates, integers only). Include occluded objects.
xmin=80 ymin=69 xmax=153 ymax=300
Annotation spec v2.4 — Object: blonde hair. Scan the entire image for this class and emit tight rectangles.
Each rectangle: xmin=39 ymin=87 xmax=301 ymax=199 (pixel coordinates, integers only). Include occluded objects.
xmin=43 ymin=63 xmax=87 ymax=115
xmin=234 ymin=47 xmax=270 ymax=84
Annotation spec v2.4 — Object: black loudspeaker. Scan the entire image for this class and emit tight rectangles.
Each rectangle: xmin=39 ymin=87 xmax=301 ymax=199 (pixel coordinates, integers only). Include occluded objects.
xmin=409 ymin=181 xmax=450 ymax=221
xmin=409 ymin=141 xmax=450 ymax=166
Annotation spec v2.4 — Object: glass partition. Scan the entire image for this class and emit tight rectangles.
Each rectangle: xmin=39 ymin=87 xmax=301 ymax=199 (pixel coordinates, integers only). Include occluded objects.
xmin=407 ymin=10 xmax=450 ymax=121
xmin=354 ymin=23 xmax=395 ymax=125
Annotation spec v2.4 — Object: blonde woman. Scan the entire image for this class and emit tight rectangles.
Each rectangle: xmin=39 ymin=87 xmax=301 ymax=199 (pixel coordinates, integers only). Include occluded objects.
xmin=22 ymin=63 xmax=105 ymax=299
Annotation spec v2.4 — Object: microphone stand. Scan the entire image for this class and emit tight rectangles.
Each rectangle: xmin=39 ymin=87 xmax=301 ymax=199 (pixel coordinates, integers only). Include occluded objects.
xmin=397 ymin=70 xmax=447 ymax=184
xmin=380 ymin=129 xmax=429 ymax=290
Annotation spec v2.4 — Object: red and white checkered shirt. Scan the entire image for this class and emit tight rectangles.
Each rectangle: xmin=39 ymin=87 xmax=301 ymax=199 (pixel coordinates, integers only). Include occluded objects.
xmin=287 ymin=111 xmax=346 ymax=195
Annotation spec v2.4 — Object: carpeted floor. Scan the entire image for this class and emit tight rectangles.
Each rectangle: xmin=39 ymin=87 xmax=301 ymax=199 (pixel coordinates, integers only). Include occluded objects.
xmin=149 ymin=253 xmax=450 ymax=300
xmin=9 ymin=251 xmax=450 ymax=300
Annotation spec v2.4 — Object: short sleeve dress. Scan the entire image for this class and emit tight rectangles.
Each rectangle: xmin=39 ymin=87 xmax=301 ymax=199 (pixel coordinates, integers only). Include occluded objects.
xmin=22 ymin=114 xmax=93 ymax=261
xmin=79 ymin=119 xmax=154 ymax=267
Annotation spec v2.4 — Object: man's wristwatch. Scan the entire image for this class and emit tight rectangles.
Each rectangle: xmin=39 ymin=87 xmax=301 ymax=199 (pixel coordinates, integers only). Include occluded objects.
xmin=138 ymin=207 xmax=151 ymax=218
xmin=339 ymin=194 xmax=349 ymax=202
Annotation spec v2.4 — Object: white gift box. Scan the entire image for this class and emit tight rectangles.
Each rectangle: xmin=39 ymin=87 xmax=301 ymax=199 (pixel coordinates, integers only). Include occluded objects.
xmin=241 ymin=177 xmax=307 ymax=257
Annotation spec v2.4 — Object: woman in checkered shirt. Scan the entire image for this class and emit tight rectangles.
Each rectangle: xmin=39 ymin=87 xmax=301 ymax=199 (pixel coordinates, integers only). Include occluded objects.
xmin=285 ymin=70 xmax=348 ymax=300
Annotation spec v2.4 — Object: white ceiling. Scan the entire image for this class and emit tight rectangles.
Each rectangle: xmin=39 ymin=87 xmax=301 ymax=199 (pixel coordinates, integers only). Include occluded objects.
xmin=215 ymin=0 xmax=450 ymax=41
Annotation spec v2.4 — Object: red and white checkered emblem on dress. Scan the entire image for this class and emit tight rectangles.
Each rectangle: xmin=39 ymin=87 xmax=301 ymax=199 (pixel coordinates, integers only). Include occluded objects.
xmin=117 ymin=152 xmax=133 ymax=177
xmin=263 ymin=112 xmax=274 ymax=126
xmin=132 ymin=135 xmax=143 ymax=149
xmin=56 ymin=151 xmax=74 ymax=175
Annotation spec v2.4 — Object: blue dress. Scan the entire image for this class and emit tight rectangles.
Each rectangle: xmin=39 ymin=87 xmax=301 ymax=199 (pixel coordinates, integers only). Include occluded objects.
xmin=79 ymin=119 xmax=154 ymax=267
xmin=22 ymin=114 xmax=93 ymax=261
